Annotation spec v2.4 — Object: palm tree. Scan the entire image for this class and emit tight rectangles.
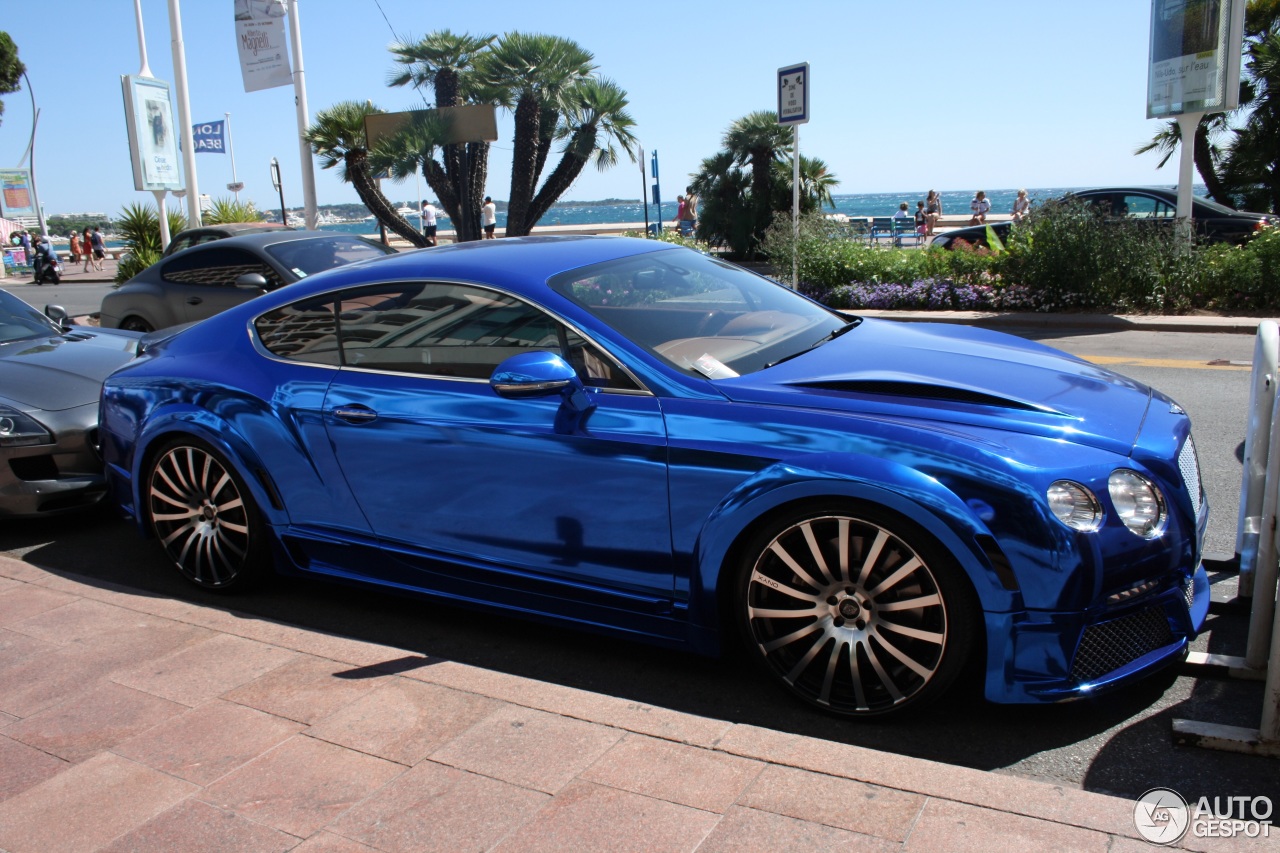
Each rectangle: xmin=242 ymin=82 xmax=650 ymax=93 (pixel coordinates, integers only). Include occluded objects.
xmin=526 ymin=78 xmax=638 ymax=226
xmin=690 ymin=150 xmax=754 ymax=254
xmin=388 ymin=31 xmax=496 ymax=241
xmin=304 ymin=101 xmax=427 ymax=247
xmin=773 ymin=155 xmax=839 ymax=213
xmin=476 ymin=33 xmax=596 ymax=236
xmin=723 ymin=110 xmax=794 ymax=248
xmin=1222 ymin=29 xmax=1280 ymax=211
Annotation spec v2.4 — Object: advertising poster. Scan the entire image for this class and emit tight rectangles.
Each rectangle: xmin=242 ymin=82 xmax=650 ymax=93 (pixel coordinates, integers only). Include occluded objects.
xmin=121 ymin=76 xmax=184 ymax=192
xmin=235 ymin=0 xmax=293 ymax=93
xmin=1148 ymin=0 xmax=1242 ymax=117
xmin=193 ymin=120 xmax=226 ymax=153
xmin=0 ymin=170 xmax=36 ymax=218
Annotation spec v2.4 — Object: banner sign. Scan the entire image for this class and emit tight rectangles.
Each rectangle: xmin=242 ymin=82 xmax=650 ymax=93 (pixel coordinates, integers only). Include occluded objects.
xmin=121 ymin=75 xmax=184 ymax=192
xmin=0 ymin=169 xmax=36 ymax=218
xmin=235 ymin=0 xmax=292 ymax=93
xmin=777 ymin=62 xmax=810 ymax=125
xmin=193 ymin=120 xmax=226 ymax=153
xmin=1147 ymin=0 xmax=1245 ymax=118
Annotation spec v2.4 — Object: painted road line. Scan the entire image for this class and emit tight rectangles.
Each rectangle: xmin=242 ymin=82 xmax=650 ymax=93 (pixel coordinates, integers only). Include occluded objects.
xmin=1081 ymin=355 xmax=1251 ymax=371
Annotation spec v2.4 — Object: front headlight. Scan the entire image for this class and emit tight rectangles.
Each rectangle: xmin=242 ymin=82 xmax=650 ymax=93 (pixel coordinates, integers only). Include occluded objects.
xmin=1109 ymin=469 xmax=1166 ymax=538
xmin=1047 ymin=481 xmax=1102 ymax=531
xmin=0 ymin=405 xmax=52 ymax=447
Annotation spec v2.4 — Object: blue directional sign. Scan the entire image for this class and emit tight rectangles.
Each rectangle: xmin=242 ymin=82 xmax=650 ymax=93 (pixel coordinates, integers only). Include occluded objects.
xmin=777 ymin=63 xmax=810 ymax=125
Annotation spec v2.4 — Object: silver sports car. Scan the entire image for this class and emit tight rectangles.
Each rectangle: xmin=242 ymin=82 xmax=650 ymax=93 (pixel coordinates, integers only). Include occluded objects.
xmin=0 ymin=293 xmax=141 ymax=516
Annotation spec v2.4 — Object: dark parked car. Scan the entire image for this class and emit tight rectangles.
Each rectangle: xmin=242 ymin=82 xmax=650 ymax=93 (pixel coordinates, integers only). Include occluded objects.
xmin=100 ymin=231 xmax=397 ymax=332
xmin=931 ymin=187 xmax=1271 ymax=250
xmin=100 ymin=236 xmax=1208 ymax=718
xmin=164 ymin=222 xmax=293 ymax=257
xmin=0 ymin=293 xmax=141 ymax=516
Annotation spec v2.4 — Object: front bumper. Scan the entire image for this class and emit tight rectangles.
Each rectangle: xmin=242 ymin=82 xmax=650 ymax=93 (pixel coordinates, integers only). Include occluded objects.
xmin=984 ymin=563 xmax=1208 ymax=704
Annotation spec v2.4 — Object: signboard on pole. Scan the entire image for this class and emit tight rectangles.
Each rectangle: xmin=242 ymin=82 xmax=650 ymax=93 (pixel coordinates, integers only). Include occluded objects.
xmin=777 ymin=62 xmax=810 ymax=125
xmin=1147 ymin=0 xmax=1245 ymax=118
xmin=121 ymin=75 xmax=184 ymax=192
xmin=235 ymin=0 xmax=293 ymax=93
xmin=0 ymin=169 xmax=36 ymax=218
xmin=193 ymin=120 xmax=226 ymax=153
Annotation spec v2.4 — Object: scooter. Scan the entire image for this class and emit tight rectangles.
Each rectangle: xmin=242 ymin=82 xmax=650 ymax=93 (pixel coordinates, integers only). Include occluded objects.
xmin=34 ymin=254 xmax=62 ymax=286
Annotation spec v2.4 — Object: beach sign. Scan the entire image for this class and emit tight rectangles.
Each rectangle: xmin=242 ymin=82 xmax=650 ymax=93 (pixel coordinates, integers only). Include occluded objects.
xmin=778 ymin=62 xmax=810 ymax=125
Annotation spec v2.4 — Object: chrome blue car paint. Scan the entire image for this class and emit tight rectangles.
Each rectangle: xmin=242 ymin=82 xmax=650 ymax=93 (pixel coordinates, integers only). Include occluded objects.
xmin=98 ymin=236 xmax=1209 ymax=709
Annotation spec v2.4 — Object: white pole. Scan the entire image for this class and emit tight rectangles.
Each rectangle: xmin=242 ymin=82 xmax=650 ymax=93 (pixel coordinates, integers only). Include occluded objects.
xmin=226 ymin=112 xmax=240 ymax=204
xmin=792 ymin=124 xmax=799 ymax=289
xmin=133 ymin=0 xmax=151 ymax=78
xmin=167 ymin=0 xmax=200 ymax=229
xmin=1175 ymin=112 xmax=1200 ymax=243
xmin=286 ymin=0 xmax=318 ymax=230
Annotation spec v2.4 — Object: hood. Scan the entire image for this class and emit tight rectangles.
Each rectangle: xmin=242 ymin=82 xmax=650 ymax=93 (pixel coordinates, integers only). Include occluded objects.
xmin=723 ymin=318 xmax=1152 ymax=455
xmin=0 ymin=330 xmax=140 ymax=411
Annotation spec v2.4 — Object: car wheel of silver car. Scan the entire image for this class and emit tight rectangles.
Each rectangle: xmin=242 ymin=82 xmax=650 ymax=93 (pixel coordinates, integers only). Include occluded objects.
xmin=146 ymin=438 xmax=268 ymax=591
xmin=120 ymin=316 xmax=154 ymax=333
xmin=736 ymin=505 xmax=976 ymax=717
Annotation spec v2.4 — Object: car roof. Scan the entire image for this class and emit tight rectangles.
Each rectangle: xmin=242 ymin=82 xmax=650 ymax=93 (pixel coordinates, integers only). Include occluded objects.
xmin=178 ymin=230 xmax=371 ymax=250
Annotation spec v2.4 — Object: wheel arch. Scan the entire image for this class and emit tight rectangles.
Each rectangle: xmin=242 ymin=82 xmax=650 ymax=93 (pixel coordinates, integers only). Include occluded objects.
xmin=687 ymin=454 xmax=1020 ymax=654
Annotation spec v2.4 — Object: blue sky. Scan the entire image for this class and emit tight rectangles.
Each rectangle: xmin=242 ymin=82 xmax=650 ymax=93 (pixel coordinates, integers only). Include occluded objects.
xmin=1 ymin=1 xmax=1183 ymax=220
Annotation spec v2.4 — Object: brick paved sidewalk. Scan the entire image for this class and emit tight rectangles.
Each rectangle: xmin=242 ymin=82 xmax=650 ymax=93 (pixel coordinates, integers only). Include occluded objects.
xmin=0 ymin=555 xmax=1265 ymax=852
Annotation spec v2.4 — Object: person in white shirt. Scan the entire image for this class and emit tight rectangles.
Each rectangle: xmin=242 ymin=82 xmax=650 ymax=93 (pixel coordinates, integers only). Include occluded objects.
xmin=482 ymin=196 xmax=497 ymax=239
xmin=892 ymin=201 xmax=911 ymax=220
xmin=969 ymin=190 xmax=991 ymax=225
xmin=1011 ymin=189 xmax=1030 ymax=222
xmin=421 ymin=199 xmax=438 ymax=246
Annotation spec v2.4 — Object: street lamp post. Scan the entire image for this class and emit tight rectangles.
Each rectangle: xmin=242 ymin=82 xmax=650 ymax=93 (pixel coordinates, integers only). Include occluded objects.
xmin=270 ymin=158 xmax=286 ymax=225
xmin=18 ymin=71 xmax=48 ymax=239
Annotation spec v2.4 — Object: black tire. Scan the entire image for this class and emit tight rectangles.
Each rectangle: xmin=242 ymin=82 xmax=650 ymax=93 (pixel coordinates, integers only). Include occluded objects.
xmin=733 ymin=503 xmax=978 ymax=718
xmin=145 ymin=437 xmax=270 ymax=592
xmin=120 ymin=316 xmax=154 ymax=333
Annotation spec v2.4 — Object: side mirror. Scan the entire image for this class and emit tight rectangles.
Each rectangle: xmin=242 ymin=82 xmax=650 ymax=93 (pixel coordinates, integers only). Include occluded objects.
xmin=490 ymin=351 xmax=595 ymax=414
xmin=44 ymin=304 xmax=73 ymax=329
xmin=234 ymin=273 xmax=271 ymax=291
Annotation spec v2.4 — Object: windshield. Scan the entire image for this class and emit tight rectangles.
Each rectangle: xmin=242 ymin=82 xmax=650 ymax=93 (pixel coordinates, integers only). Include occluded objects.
xmin=549 ymin=249 xmax=847 ymax=378
xmin=264 ymin=235 xmax=395 ymax=278
xmin=0 ymin=292 xmax=60 ymax=344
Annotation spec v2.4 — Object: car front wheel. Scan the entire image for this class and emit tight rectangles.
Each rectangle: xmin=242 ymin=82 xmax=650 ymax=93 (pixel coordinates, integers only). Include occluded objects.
xmin=146 ymin=438 xmax=269 ymax=591
xmin=735 ymin=505 xmax=977 ymax=717
xmin=120 ymin=316 xmax=154 ymax=333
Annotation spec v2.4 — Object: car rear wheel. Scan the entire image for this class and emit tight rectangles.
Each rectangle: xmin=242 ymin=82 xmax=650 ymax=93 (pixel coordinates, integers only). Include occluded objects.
xmin=735 ymin=505 xmax=977 ymax=717
xmin=146 ymin=438 xmax=269 ymax=591
xmin=120 ymin=316 xmax=154 ymax=333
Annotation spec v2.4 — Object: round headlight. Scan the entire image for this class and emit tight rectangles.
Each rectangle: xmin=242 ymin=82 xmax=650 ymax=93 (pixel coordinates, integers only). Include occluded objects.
xmin=1047 ymin=481 xmax=1101 ymax=532
xmin=1108 ymin=470 xmax=1166 ymax=538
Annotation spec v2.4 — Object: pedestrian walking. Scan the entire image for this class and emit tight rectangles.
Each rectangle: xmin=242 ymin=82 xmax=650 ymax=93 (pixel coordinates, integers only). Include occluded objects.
xmin=90 ymin=227 xmax=106 ymax=271
xmin=679 ymin=186 xmax=698 ymax=236
xmin=482 ymin=197 xmax=496 ymax=239
xmin=421 ymin=199 xmax=438 ymax=246
xmin=69 ymin=231 xmax=83 ymax=265
xmin=81 ymin=228 xmax=94 ymax=273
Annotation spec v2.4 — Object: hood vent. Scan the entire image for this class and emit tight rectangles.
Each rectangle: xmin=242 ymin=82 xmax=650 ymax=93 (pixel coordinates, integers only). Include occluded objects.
xmin=794 ymin=379 xmax=1042 ymax=412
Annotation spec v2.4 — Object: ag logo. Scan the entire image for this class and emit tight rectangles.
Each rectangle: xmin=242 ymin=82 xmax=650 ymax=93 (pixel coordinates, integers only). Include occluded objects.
xmin=1134 ymin=787 xmax=1190 ymax=845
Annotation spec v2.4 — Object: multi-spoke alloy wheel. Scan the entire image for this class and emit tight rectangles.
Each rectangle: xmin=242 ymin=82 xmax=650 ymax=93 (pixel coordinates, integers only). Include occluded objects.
xmin=147 ymin=440 xmax=265 ymax=591
xmin=738 ymin=508 xmax=974 ymax=717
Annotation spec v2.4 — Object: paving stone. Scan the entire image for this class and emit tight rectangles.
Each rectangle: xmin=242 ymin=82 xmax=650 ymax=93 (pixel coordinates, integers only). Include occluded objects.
xmin=429 ymin=703 xmax=624 ymax=794
xmin=98 ymin=799 xmax=299 ymax=852
xmin=5 ymin=681 xmax=187 ymax=763
xmin=0 ymin=752 xmax=197 ymax=853
xmin=0 ymin=735 xmax=68 ymax=803
xmin=0 ymin=585 xmax=78 ymax=629
xmin=290 ymin=832 xmax=384 ymax=852
xmin=200 ymin=734 xmax=404 ymax=837
xmin=697 ymin=806 xmax=901 ymax=853
xmin=113 ymin=699 xmax=304 ymax=786
xmin=579 ymin=733 xmax=764 ymax=812
xmin=8 ymin=598 xmax=166 ymax=645
xmin=112 ymin=632 xmax=298 ymax=706
xmin=307 ymin=679 xmax=499 ymax=766
xmin=902 ymin=798 xmax=1110 ymax=852
xmin=223 ymin=654 xmax=391 ymax=724
xmin=739 ymin=764 xmax=925 ymax=841
xmin=0 ymin=627 xmax=58 ymax=676
xmin=0 ymin=559 xmax=51 ymax=584
xmin=492 ymin=780 xmax=719 ymax=853
xmin=329 ymin=760 xmax=550 ymax=853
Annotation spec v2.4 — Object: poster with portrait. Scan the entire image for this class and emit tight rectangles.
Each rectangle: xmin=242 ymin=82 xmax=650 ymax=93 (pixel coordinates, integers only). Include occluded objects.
xmin=121 ymin=76 xmax=184 ymax=192
xmin=1147 ymin=0 xmax=1245 ymax=117
xmin=235 ymin=0 xmax=293 ymax=93
xmin=0 ymin=169 xmax=36 ymax=219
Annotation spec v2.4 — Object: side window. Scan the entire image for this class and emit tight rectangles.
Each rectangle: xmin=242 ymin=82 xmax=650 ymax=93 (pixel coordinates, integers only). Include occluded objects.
xmin=254 ymin=296 xmax=340 ymax=365
xmin=330 ymin=282 xmax=639 ymax=389
xmin=168 ymin=236 xmax=196 ymax=254
xmin=1119 ymin=194 xmax=1157 ymax=219
xmin=161 ymin=246 xmax=284 ymax=289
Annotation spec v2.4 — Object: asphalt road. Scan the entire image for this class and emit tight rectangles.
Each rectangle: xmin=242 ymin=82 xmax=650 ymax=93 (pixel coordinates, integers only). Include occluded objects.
xmin=0 ymin=312 xmax=1273 ymax=804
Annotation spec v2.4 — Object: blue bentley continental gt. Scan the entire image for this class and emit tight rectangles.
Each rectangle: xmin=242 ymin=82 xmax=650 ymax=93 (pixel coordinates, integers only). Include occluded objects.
xmin=99 ymin=236 xmax=1209 ymax=717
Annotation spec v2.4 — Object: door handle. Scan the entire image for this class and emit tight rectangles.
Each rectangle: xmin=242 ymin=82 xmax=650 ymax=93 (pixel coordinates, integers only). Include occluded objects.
xmin=332 ymin=405 xmax=378 ymax=424
xmin=186 ymin=297 xmax=203 ymax=305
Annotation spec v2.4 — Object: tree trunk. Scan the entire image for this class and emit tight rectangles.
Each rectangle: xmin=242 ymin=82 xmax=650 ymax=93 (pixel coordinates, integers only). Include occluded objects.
xmin=505 ymin=95 xmax=542 ymax=237
xmin=526 ymin=130 xmax=593 ymax=226
xmin=1193 ymin=117 xmax=1231 ymax=205
xmin=348 ymin=153 xmax=428 ymax=247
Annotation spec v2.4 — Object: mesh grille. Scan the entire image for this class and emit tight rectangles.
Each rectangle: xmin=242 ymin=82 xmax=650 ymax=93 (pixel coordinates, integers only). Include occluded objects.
xmin=1184 ymin=579 xmax=1196 ymax=612
xmin=1070 ymin=605 xmax=1175 ymax=683
xmin=1179 ymin=436 xmax=1204 ymax=525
